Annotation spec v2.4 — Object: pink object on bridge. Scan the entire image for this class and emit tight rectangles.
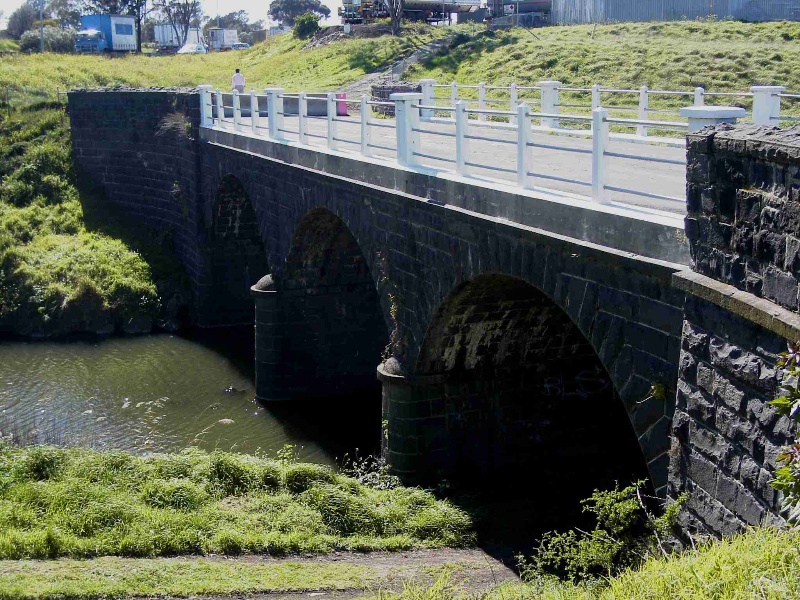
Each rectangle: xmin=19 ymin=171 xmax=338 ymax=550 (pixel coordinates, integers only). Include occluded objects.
xmin=336 ymin=93 xmax=348 ymax=116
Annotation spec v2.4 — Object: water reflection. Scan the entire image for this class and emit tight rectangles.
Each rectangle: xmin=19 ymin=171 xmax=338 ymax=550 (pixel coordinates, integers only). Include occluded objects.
xmin=0 ymin=328 xmax=381 ymax=465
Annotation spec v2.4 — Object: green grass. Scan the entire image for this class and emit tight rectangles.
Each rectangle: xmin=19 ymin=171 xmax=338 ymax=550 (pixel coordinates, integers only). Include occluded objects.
xmin=0 ymin=24 xmax=441 ymax=94
xmin=0 ymin=444 xmax=474 ymax=560
xmin=0 ymin=556 xmax=378 ymax=599
xmin=365 ymin=527 xmax=800 ymax=600
xmin=0 ymin=39 xmax=18 ymax=53
xmin=410 ymin=21 xmax=800 ymax=92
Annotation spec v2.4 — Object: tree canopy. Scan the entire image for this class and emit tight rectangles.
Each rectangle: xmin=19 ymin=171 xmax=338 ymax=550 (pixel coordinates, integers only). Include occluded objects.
xmin=268 ymin=0 xmax=329 ymax=26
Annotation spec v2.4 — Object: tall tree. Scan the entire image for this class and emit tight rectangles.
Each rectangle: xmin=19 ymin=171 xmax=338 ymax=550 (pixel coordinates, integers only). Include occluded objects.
xmin=125 ymin=0 xmax=150 ymax=52
xmin=7 ymin=1 xmax=39 ymax=39
xmin=81 ymin=0 xmax=127 ymax=14
xmin=268 ymin=0 xmax=329 ymax=27
xmin=47 ymin=0 xmax=81 ymax=29
xmin=153 ymin=0 xmax=200 ymax=46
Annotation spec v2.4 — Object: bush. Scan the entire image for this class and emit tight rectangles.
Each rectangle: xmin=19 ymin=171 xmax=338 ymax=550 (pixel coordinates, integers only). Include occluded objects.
xmin=769 ymin=341 xmax=800 ymax=523
xmin=19 ymin=27 xmax=75 ymax=53
xmin=284 ymin=463 xmax=336 ymax=494
xmin=141 ymin=479 xmax=208 ymax=510
xmin=519 ymin=482 xmax=684 ymax=582
xmin=293 ymin=13 xmax=320 ymax=39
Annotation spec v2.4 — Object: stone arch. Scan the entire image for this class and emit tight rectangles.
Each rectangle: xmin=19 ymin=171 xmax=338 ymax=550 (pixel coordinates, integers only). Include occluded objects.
xmin=264 ymin=206 xmax=390 ymax=402
xmin=207 ymin=174 xmax=268 ymax=324
xmin=383 ymin=273 xmax=650 ymax=528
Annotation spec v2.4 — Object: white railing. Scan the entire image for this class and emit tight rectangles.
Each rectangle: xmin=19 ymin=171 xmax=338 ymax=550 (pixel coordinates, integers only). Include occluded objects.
xmin=197 ymin=84 xmax=750 ymax=213
xmin=419 ymin=79 xmax=800 ymax=135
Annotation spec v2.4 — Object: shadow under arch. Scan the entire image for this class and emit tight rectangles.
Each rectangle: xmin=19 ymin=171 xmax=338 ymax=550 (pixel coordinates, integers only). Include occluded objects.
xmin=208 ymin=174 xmax=268 ymax=325
xmin=254 ymin=207 xmax=390 ymax=459
xmin=407 ymin=273 xmax=651 ymax=557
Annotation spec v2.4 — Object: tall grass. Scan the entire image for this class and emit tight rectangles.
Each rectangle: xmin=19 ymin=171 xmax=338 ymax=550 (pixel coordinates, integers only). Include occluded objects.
xmin=0 ymin=444 xmax=474 ymax=559
xmin=367 ymin=527 xmax=800 ymax=600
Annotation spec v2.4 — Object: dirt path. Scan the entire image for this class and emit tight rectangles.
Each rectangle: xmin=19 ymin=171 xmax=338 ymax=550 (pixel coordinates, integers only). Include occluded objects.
xmin=142 ymin=548 xmax=518 ymax=599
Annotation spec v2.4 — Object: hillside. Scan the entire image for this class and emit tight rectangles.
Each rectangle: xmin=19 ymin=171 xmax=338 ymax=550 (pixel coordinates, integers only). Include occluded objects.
xmin=409 ymin=20 xmax=800 ymax=93
xmin=0 ymin=25 xmax=439 ymax=95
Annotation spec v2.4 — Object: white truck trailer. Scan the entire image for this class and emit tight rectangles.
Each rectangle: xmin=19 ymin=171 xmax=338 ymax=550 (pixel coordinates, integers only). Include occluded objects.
xmin=154 ymin=24 xmax=203 ymax=49
xmin=208 ymin=28 xmax=239 ymax=51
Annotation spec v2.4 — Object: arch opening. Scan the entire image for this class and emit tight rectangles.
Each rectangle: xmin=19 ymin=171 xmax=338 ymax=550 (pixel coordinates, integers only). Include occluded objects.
xmin=409 ymin=274 xmax=650 ymax=551
xmin=209 ymin=174 xmax=268 ymax=325
xmin=272 ymin=207 xmax=390 ymax=456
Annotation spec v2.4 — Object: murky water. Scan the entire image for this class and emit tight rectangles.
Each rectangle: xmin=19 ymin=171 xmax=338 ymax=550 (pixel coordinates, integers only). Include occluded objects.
xmin=0 ymin=329 xmax=381 ymax=465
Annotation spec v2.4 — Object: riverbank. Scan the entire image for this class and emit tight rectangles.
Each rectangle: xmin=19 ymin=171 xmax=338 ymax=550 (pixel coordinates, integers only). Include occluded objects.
xmin=0 ymin=444 xmax=473 ymax=560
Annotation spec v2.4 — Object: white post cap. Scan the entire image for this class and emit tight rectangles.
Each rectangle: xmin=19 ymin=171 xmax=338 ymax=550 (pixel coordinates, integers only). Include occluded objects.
xmin=750 ymin=85 xmax=786 ymax=93
xmin=390 ymin=92 xmax=424 ymax=100
xmin=679 ymin=106 xmax=746 ymax=132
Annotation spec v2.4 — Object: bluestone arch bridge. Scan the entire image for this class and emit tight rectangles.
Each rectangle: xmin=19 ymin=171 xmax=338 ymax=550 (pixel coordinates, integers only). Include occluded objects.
xmin=68 ymin=87 xmax=800 ymax=538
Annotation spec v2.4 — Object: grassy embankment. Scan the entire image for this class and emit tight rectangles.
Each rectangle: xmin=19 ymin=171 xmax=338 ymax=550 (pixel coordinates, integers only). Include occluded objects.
xmin=410 ymin=20 xmax=800 ymax=117
xmin=0 ymin=39 xmax=18 ymax=53
xmin=0 ymin=27 xmax=439 ymax=336
xmin=0 ymin=444 xmax=472 ymax=560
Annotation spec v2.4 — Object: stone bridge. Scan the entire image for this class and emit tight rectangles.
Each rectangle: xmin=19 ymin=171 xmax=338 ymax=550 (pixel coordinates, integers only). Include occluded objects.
xmin=68 ymin=88 xmax=800 ymax=538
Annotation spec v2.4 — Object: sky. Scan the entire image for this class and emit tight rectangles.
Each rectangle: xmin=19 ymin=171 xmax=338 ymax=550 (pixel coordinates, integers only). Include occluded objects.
xmin=0 ymin=0 xmax=341 ymax=30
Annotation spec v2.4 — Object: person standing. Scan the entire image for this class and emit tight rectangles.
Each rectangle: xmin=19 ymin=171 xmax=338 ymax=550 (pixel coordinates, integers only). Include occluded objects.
xmin=232 ymin=69 xmax=245 ymax=93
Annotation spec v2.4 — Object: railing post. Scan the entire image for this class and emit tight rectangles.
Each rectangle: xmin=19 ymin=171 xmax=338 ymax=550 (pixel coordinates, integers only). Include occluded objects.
xmin=419 ymin=78 xmax=436 ymax=120
xmin=360 ymin=94 xmax=372 ymax=157
xmin=592 ymin=107 xmax=609 ymax=203
xmin=477 ymin=82 xmax=486 ymax=122
xmin=298 ymin=92 xmax=308 ymax=145
xmin=509 ymin=83 xmax=518 ymax=125
xmin=637 ymin=85 xmax=648 ymax=137
xmin=450 ymin=81 xmax=459 ymax=109
xmin=392 ymin=92 xmax=422 ymax=167
xmin=198 ymin=85 xmax=213 ymax=127
xmin=591 ymin=83 xmax=601 ymax=110
xmin=265 ymin=87 xmax=285 ymax=140
xmin=455 ymin=100 xmax=469 ymax=176
xmin=751 ymin=85 xmax=785 ymax=126
xmin=327 ymin=92 xmax=338 ymax=150
xmin=538 ymin=80 xmax=561 ymax=129
xmin=250 ymin=90 xmax=258 ymax=135
xmin=215 ymin=88 xmax=225 ymax=128
xmin=694 ymin=86 xmax=705 ymax=106
xmin=517 ymin=103 xmax=532 ymax=189
xmin=232 ymin=90 xmax=242 ymax=131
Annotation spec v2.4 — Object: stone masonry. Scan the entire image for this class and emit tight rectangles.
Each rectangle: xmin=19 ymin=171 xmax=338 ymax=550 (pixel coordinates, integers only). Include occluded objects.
xmin=69 ymin=89 xmax=800 ymax=535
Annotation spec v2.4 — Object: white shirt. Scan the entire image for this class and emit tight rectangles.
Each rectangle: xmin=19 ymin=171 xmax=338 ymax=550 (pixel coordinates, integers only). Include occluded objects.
xmin=232 ymin=73 xmax=245 ymax=88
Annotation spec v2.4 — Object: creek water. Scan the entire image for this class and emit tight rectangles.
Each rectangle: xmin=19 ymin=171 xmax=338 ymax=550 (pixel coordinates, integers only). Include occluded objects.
xmin=0 ymin=327 xmax=381 ymax=465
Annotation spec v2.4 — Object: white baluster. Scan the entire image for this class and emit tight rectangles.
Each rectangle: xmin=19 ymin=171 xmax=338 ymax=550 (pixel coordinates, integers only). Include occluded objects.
xmin=233 ymin=90 xmax=242 ymax=131
xmin=265 ymin=88 xmax=284 ymax=140
xmin=250 ymin=90 xmax=258 ymax=135
xmin=361 ymin=95 xmax=372 ymax=157
xmin=637 ymin=85 xmax=648 ymax=138
xmin=450 ymin=81 xmax=458 ymax=109
xmin=592 ymin=107 xmax=609 ymax=203
xmin=509 ymin=83 xmax=518 ymax=126
xmin=392 ymin=92 xmax=422 ymax=167
xmin=327 ymin=92 xmax=338 ymax=150
xmin=751 ymin=85 xmax=785 ymax=126
xmin=215 ymin=88 xmax=224 ymax=128
xmin=591 ymin=84 xmax=601 ymax=110
xmin=197 ymin=85 xmax=213 ymax=127
xmin=455 ymin=100 xmax=469 ymax=176
xmin=298 ymin=92 xmax=308 ymax=145
xmin=694 ymin=86 xmax=705 ymax=106
xmin=419 ymin=79 xmax=436 ymax=120
xmin=538 ymin=80 xmax=561 ymax=129
xmin=477 ymin=82 xmax=486 ymax=122
xmin=517 ymin=103 xmax=532 ymax=189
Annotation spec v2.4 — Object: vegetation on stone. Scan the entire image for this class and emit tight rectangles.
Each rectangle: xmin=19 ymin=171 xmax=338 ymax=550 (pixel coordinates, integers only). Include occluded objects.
xmin=0 ymin=444 xmax=474 ymax=559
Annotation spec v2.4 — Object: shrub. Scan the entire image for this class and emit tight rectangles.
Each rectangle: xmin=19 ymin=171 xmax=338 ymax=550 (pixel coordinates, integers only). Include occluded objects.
xmin=519 ymin=481 xmax=684 ymax=582
xmin=769 ymin=341 xmax=800 ymax=523
xmin=301 ymin=484 xmax=379 ymax=535
xmin=20 ymin=446 xmax=66 ymax=480
xmin=19 ymin=27 xmax=76 ymax=53
xmin=293 ymin=13 xmax=320 ymax=39
xmin=207 ymin=452 xmax=259 ymax=496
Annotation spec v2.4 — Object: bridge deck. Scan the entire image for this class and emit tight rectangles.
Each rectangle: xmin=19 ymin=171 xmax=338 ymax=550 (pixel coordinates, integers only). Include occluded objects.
xmin=238 ymin=114 xmax=686 ymax=215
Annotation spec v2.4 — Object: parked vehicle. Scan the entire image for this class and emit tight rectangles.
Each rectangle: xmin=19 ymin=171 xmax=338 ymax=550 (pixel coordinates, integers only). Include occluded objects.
xmin=74 ymin=14 xmax=137 ymax=53
xmin=154 ymin=24 xmax=203 ymax=51
xmin=230 ymin=42 xmax=250 ymax=50
xmin=339 ymin=0 xmax=480 ymax=23
xmin=177 ymin=43 xmax=208 ymax=54
xmin=207 ymin=28 xmax=239 ymax=51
